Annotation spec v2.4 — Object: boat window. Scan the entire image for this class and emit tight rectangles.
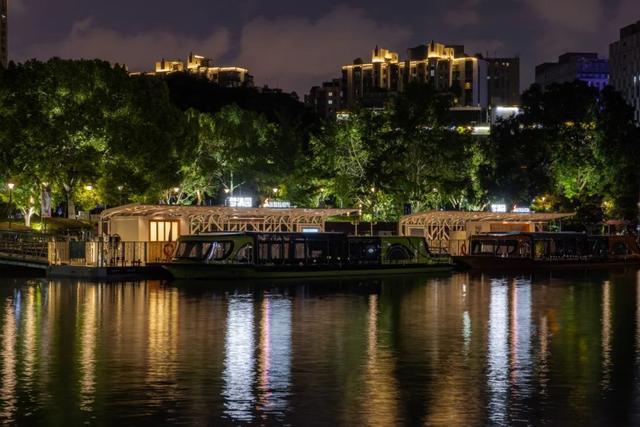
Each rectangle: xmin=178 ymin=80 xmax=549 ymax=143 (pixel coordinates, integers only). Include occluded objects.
xmin=348 ymin=239 xmax=381 ymax=264
xmin=234 ymin=243 xmax=253 ymax=263
xmin=534 ymin=240 xmax=550 ymax=259
xmin=519 ymin=241 xmax=531 ymax=258
xmin=308 ymin=240 xmax=329 ymax=262
xmin=386 ymin=244 xmax=413 ymax=261
xmin=293 ymin=241 xmax=306 ymax=260
xmin=207 ymin=241 xmax=234 ymax=261
xmin=612 ymin=242 xmax=630 ymax=256
xmin=175 ymin=241 xmax=213 ymax=260
xmin=471 ymin=240 xmax=497 ymax=255
xmin=496 ymin=240 xmax=518 ymax=257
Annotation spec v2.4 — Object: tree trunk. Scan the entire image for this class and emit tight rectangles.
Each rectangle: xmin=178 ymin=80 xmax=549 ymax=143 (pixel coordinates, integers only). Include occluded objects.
xmin=68 ymin=198 xmax=76 ymax=219
xmin=63 ymin=183 xmax=76 ymax=218
xmin=22 ymin=207 xmax=34 ymax=228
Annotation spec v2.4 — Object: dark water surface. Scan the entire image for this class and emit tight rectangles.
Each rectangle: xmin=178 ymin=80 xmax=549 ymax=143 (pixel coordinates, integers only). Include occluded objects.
xmin=0 ymin=270 xmax=640 ymax=425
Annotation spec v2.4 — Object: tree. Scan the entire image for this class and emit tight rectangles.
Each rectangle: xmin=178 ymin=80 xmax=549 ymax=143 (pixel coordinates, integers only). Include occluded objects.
xmin=0 ymin=59 xmax=185 ymax=216
xmin=386 ymin=83 xmax=480 ymax=212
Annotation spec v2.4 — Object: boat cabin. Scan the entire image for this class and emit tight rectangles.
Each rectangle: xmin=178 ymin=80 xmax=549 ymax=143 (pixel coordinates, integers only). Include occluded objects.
xmin=468 ymin=232 xmax=640 ymax=260
xmin=173 ymin=232 xmax=446 ymax=266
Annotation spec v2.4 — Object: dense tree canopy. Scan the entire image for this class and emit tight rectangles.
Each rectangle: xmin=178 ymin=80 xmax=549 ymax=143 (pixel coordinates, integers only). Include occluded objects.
xmin=0 ymin=58 xmax=185 ymax=220
xmin=1 ymin=59 xmax=639 ymax=228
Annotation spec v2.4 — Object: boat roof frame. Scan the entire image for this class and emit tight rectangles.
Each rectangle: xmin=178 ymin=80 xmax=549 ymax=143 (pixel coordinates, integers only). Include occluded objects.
xmin=100 ymin=204 xmax=360 ymax=234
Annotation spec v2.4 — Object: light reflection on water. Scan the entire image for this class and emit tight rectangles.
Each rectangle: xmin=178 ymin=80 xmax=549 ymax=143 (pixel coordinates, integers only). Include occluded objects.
xmin=0 ymin=272 xmax=636 ymax=424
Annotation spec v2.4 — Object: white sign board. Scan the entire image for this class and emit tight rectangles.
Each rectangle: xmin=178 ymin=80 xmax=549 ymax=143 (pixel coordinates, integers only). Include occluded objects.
xmin=265 ymin=200 xmax=291 ymax=209
xmin=228 ymin=197 xmax=253 ymax=208
xmin=491 ymin=204 xmax=507 ymax=213
xmin=513 ymin=206 xmax=531 ymax=213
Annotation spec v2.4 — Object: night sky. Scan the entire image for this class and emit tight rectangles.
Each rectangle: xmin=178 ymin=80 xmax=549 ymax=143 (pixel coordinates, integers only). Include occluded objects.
xmin=8 ymin=0 xmax=638 ymax=94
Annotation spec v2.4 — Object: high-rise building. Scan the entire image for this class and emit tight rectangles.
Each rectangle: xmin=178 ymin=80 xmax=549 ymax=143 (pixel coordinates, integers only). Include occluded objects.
xmin=340 ymin=42 xmax=489 ymax=110
xmin=610 ymin=21 xmax=640 ymax=122
xmin=535 ymin=53 xmax=609 ymax=91
xmin=151 ymin=53 xmax=254 ymax=88
xmin=341 ymin=46 xmax=403 ymax=108
xmin=0 ymin=0 xmax=7 ymax=68
xmin=305 ymin=79 xmax=342 ymax=119
xmin=486 ymin=57 xmax=520 ymax=106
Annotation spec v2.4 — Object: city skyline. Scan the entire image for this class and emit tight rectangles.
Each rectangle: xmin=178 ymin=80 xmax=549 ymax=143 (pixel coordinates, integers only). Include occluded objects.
xmin=6 ymin=0 xmax=638 ymax=94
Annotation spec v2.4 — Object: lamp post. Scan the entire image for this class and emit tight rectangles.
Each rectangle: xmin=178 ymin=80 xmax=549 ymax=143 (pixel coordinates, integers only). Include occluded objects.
xmin=7 ymin=182 xmax=14 ymax=229
xmin=370 ymin=187 xmax=376 ymax=236
xmin=117 ymin=185 xmax=124 ymax=206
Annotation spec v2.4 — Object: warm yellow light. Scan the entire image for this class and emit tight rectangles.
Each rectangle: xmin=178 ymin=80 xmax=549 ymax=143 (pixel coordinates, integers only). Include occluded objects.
xmin=117 ymin=185 xmax=124 ymax=191
xmin=85 ymin=185 xmax=93 ymax=191
xmin=272 ymin=187 xmax=279 ymax=194
xmin=224 ymin=188 xmax=231 ymax=194
xmin=7 ymin=183 xmax=14 ymax=190
xmin=173 ymin=187 xmax=180 ymax=193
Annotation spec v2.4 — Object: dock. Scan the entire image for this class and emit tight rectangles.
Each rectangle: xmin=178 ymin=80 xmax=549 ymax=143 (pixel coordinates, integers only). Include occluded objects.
xmin=0 ymin=232 xmax=169 ymax=279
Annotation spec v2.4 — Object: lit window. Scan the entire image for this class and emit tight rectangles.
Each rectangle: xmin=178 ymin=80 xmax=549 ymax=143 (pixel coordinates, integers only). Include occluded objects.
xmin=150 ymin=221 xmax=180 ymax=242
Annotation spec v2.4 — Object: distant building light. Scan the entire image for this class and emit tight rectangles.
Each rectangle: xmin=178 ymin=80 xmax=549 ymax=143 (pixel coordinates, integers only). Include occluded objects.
xmin=472 ymin=125 xmax=491 ymax=135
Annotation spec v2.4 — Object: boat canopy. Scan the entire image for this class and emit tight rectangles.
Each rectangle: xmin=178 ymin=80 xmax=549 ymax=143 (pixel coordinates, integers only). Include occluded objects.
xmin=100 ymin=204 xmax=360 ymax=234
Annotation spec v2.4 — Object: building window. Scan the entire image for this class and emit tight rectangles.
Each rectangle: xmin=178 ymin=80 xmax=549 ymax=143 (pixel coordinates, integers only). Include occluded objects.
xmin=150 ymin=220 xmax=180 ymax=242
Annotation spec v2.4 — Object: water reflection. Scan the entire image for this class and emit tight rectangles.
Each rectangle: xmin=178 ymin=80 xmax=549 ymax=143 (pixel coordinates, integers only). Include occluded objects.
xmin=487 ymin=278 xmax=509 ymax=425
xmin=0 ymin=272 xmax=633 ymax=424
xmin=362 ymin=294 xmax=399 ymax=426
xmin=77 ymin=284 xmax=97 ymax=411
xmin=256 ymin=295 xmax=291 ymax=419
xmin=223 ymin=295 xmax=256 ymax=422
xmin=602 ymin=280 xmax=612 ymax=390
xmin=0 ymin=297 xmax=17 ymax=422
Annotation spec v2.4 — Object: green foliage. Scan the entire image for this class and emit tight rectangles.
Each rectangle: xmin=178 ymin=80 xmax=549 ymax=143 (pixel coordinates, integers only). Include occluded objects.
xmin=482 ymin=81 xmax=640 ymax=223
xmin=1 ymin=59 xmax=639 ymax=229
xmin=0 ymin=59 xmax=184 ymax=216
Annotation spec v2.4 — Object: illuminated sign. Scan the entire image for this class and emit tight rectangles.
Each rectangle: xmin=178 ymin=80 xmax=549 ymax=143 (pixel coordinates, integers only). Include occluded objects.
xmin=491 ymin=204 xmax=507 ymax=213
xmin=513 ymin=206 xmax=531 ymax=213
xmin=264 ymin=200 xmax=291 ymax=209
xmin=227 ymin=197 xmax=253 ymax=208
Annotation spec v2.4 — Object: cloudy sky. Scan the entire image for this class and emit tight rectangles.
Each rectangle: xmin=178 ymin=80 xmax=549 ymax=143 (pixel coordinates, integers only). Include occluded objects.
xmin=7 ymin=0 xmax=639 ymax=94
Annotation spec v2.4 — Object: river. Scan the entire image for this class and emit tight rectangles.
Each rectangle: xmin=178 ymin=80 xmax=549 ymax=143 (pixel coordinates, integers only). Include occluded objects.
xmin=0 ymin=270 xmax=638 ymax=425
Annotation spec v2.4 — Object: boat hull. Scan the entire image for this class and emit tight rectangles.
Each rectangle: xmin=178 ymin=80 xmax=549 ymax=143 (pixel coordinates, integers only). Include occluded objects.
xmin=164 ymin=262 xmax=453 ymax=280
xmin=455 ymin=256 xmax=640 ymax=271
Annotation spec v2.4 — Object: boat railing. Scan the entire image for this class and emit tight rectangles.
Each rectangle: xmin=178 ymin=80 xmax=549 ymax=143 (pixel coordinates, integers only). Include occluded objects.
xmin=48 ymin=240 xmax=176 ymax=267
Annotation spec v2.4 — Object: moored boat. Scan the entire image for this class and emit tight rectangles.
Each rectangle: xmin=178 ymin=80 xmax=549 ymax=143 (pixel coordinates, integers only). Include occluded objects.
xmin=455 ymin=232 xmax=640 ymax=270
xmin=163 ymin=232 xmax=453 ymax=280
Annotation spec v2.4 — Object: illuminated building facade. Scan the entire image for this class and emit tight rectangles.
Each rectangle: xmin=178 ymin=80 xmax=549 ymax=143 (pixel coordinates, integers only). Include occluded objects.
xmin=340 ymin=42 xmax=488 ymax=109
xmin=0 ymin=0 xmax=7 ymax=68
xmin=486 ymin=57 xmax=520 ymax=106
xmin=153 ymin=53 xmax=254 ymax=88
xmin=305 ymin=79 xmax=342 ymax=119
xmin=610 ymin=21 xmax=640 ymax=122
xmin=535 ymin=53 xmax=609 ymax=91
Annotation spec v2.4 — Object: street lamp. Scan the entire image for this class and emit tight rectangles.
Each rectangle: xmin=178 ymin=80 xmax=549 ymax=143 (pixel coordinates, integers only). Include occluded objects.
xmin=7 ymin=183 xmax=14 ymax=229
xmin=85 ymin=185 xmax=93 ymax=191
xmin=117 ymin=185 xmax=124 ymax=205
xmin=272 ymin=187 xmax=279 ymax=196
xmin=172 ymin=187 xmax=180 ymax=205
